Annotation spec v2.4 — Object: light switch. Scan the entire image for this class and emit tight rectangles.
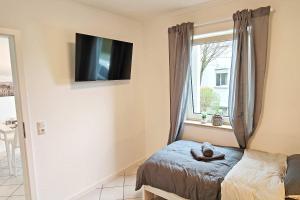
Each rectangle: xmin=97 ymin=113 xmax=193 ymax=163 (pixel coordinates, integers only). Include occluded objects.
xmin=37 ymin=121 xmax=46 ymax=135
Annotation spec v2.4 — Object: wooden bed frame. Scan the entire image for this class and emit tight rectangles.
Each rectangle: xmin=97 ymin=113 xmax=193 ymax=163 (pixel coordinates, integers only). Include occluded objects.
xmin=143 ymin=185 xmax=188 ymax=200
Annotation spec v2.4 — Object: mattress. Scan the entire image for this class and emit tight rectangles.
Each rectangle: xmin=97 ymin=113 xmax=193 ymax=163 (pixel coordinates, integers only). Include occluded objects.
xmin=136 ymin=140 xmax=243 ymax=200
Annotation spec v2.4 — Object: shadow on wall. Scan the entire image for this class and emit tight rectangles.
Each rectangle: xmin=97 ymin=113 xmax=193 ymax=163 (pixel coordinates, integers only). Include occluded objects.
xmin=65 ymin=43 xmax=143 ymax=173
xmin=248 ymin=11 xmax=273 ymax=148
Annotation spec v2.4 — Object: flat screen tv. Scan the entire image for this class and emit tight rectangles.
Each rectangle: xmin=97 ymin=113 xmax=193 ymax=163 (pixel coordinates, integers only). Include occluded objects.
xmin=75 ymin=33 xmax=133 ymax=81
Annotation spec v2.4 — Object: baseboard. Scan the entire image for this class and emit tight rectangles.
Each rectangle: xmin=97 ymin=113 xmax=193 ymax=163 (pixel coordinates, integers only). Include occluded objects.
xmin=67 ymin=157 xmax=146 ymax=200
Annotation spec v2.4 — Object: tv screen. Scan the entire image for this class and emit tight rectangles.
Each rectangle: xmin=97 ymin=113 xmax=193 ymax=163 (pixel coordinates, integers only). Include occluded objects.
xmin=75 ymin=33 xmax=133 ymax=81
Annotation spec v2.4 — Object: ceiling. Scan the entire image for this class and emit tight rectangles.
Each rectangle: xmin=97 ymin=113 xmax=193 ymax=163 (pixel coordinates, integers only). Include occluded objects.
xmin=75 ymin=0 xmax=212 ymax=20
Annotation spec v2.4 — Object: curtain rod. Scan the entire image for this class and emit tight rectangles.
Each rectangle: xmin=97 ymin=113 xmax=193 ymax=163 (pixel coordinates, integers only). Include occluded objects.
xmin=194 ymin=8 xmax=274 ymax=28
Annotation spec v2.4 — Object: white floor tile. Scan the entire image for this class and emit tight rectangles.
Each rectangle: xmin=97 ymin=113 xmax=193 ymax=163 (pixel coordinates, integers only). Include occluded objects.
xmin=0 ymin=144 xmax=24 ymax=199
xmin=0 ymin=154 xmax=7 ymax=161
xmin=103 ymin=176 xmax=124 ymax=188
xmin=2 ymin=176 xmax=23 ymax=185
xmin=100 ymin=187 xmax=123 ymax=200
xmin=124 ymin=175 xmax=136 ymax=186
xmin=78 ymin=189 xmax=101 ymax=200
xmin=0 ymin=176 xmax=9 ymax=185
xmin=0 ymin=161 xmax=8 ymax=168
xmin=0 ymin=169 xmax=10 ymax=177
xmin=12 ymin=185 xmax=24 ymax=196
xmin=8 ymin=196 xmax=25 ymax=200
xmin=15 ymin=161 xmax=22 ymax=168
xmin=0 ymin=185 xmax=19 ymax=196
xmin=124 ymin=186 xmax=142 ymax=199
xmin=15 ymin=168 xmax=23 ymax=176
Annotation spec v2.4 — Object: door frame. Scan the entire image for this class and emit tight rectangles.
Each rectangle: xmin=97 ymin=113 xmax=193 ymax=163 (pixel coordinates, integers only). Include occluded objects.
xmin=0 ymin=28 xmax=37 ymax=200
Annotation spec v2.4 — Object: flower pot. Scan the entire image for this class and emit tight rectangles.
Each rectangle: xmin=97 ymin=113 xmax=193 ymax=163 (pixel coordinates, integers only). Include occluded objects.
xmin=212 ymin=114 xmax=223 ymax=126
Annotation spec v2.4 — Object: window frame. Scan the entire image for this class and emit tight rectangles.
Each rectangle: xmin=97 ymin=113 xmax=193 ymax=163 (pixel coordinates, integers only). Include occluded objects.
xmin=187 ymin=30 xmax=233 ymax=125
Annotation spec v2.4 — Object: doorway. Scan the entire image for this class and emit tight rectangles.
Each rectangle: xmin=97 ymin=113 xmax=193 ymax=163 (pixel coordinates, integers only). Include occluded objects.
xmin=0 ymin=33 xmax=31 ymax=199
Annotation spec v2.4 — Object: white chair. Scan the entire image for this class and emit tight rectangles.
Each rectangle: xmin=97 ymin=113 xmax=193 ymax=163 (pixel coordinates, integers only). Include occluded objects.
xmin=11 ymin=128 xmax=20 ymax=175
xmin=0 ymin=123 xmax=19 ymax=176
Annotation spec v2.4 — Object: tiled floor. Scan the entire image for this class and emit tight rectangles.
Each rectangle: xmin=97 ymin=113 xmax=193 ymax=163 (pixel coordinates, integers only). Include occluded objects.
xmin=78 ymin=163 xmax=143 ymax=200
xmin=0 ymin=148 xmax=25 ymax=200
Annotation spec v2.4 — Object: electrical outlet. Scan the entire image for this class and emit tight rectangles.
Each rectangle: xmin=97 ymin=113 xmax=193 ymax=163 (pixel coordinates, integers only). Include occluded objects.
xmin=37 ymin=121 xmax=46 ymax=135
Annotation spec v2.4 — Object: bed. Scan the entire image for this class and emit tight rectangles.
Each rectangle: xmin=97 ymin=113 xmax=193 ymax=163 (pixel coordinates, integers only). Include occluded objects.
xmin=135 ymin=140 xmax=244 ymax=200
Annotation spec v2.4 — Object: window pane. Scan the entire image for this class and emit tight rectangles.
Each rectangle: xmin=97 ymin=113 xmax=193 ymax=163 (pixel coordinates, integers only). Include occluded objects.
xmin=221 ymin=73 xmax=228 ymax=86
xmin=191 ymin=40 xmax=232 ymax=116
xmin=216 ymin=74 xmax=221 ymax=86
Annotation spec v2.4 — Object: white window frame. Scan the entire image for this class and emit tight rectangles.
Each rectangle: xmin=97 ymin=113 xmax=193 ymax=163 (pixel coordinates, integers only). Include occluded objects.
xmin=187 ymin=30 xmax=233 ymax=125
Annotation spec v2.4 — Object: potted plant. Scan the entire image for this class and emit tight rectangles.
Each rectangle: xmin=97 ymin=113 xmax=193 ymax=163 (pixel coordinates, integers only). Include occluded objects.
xmin=201 ymin=113 xmax=207 ymax=124
xmin=212 ymin=109 xmax=223 ymax=126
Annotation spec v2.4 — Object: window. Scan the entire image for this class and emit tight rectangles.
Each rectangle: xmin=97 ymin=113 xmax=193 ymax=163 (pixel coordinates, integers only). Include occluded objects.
xmin=187 ymin=30 xmax=233 ymax=124
xmin=216 ymin=73 xmax=228 ymax=86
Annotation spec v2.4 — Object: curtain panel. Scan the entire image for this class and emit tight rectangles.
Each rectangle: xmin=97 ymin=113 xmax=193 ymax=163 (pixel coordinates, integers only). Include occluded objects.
xmin=168 ymin=22 xmax=194 ymax=144
xmin=229 ymin=6 xmax=271 ymax=148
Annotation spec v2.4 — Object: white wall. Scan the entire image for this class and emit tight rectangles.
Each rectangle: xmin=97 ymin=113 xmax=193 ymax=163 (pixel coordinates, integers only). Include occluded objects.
xmin=143 ymin=0 xmax=300 ymax=156
xmin=0 ymin=1 xmax=145 ymax=200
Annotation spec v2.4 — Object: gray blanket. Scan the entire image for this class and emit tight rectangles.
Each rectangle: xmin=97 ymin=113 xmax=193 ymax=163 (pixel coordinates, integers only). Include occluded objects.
xmin=136 ymin=140 xmax=243 ymax=200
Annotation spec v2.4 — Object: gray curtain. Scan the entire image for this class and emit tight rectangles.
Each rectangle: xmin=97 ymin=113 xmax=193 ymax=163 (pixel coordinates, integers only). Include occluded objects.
xmin=168 ymin=22 xmax=194 ymax=144
xmin=229 ymin=6 xmax=270 ymax=148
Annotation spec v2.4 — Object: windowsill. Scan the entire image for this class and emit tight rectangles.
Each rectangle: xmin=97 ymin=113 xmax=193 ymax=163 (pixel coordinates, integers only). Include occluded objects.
xmin=184 ymin=120 xmax=233 ymax=130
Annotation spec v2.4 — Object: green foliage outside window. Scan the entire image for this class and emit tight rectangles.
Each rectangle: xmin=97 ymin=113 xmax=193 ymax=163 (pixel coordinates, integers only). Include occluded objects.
xmin=200 ymin=87 xmax=220 ymax=114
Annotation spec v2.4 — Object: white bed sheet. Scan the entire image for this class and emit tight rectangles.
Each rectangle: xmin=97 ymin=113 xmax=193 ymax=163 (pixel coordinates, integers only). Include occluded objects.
xmin=221 ymin=149 xmax=287 ymax=200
